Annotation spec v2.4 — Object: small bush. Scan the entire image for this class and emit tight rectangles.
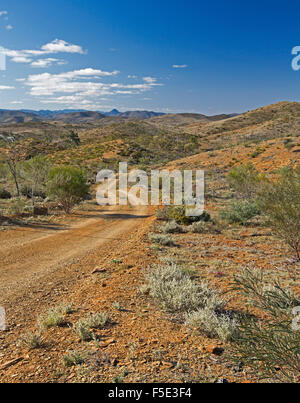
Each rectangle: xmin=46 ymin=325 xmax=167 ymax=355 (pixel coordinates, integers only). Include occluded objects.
xmin=219 ymin=201 xmax=260 ymax=225
xmin=155 ymin=207 xmax=172 ymax=221
xmin=57 ymin=302 xmax=74 ymax=315
xmin=74 ymin=319 xmax=93 ymax=342
xmin=149 ymin=234 xmax=175 ymax=246
xmin=257 ymin=166 xmax=300 ymax=260
xmin=230 ymin=267 xmax=300 ymax=382
xmin=160 ymin=221 xmax=184 ymax=234
xmin=62 ymin=351 xmax=84 ymax=367
xmin=185 ymin=308 xmax=238 ymax=342
xmin=170 ymin=206 xmax=211 ymax=225
xmin=38 ymin=307 xmax=65 ymax=330
xmin=20 ymin=331 xmax=43 ymax=349
xmin=47 ymin=166 xmax=89 ymax=213
xmin=83 ymin=312 xmax=110 ymax=329
xmin=188 ymin=221 xmax=220 ymax=234
xmin=156 ymin=206 xmax=211 ymax=226
xmin=6 ymin=198 xmax=29 ymax=215
xmin=0 ymin=188 xmax=11 ymax=200
xmin=228 ymin=163 xmax=265 ymax=198
xmin=73 ymin=312 xmax=110 ymax=341
xmin=147 ymin=263 xmax=225 ymax=314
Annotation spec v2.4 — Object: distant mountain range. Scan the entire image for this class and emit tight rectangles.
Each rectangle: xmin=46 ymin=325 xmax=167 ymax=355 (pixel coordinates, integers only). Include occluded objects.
xmin=0 ymin=108 xmax=167 ymax=124
xmin=18 ymin=108 xmax=165 ymax=119
xmin=0 ymin=108 xmax=238 ymax=125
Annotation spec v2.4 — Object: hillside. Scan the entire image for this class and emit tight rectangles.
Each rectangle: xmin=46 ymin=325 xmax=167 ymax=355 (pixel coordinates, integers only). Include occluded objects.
xmin=53 ymin=111 xmax=106 ymax=123
xmin=0 ymin=111 xmax=41 ymax=124
xmin=0 ymin=101 xmax=300 ymax=383
xmin=0 ymin=109 xmax=165 ymax=125
xmin=184 ymin=101 xmax=300 ymax=149
xmin=148 ymin=112 xmax=236 ymax=128
xmin=1 ymin=101 xmax=300 ymax=172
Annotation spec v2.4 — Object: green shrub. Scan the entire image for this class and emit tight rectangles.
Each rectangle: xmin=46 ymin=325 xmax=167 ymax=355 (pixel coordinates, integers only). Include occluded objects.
xmin=228 ymin=163 xmax=265 ymax=198
xmin=83 ymin=312 xmax=110 ymax=329
xmin=21 ymin=156 xmax=50 ymax=204
xmin=20 ymin=331 xmax=43 ymax=349
xmin=257 ymin=166 xmax=300 ymax=260
xmin=185 ymin=308 xmax=238 ymax=342
xmin=38 ymin=307 xmax=66 ymax=330
xmin=149 ymin=234 xmax=175 ymax=246
xmin=156 ymin=206 xmax=211 ymax=225
xmin=155 ymin=207 xmax=172 ymax=221
xmin=6 ymin=198 xmax=29 ymax=216
xmin=219 ymin=201 xmax=260 ymax=225
xmin=230 ymin=267 xmax=300 ymax=382
xmin=160 ymin=221 xmax=184 ymax=234
xmin=147 ymin=263 xmax=225 ymax=314
xmin=73 ymin=312 xmax=110 ymax=342
xmin=170 ymin=206 xmax=211 ymax=225
xmin=74 ymin=319 xmax=93 ymax=341
xmin=62 ymin=351 xmax=84 ymax=367
xmin=47 ymin=166 xmax=89 ymax=213
xmin=188 ymin=221 xmax=221 ymax=234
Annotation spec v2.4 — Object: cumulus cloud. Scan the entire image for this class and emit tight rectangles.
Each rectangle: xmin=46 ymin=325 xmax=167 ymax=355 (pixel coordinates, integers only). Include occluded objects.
xmin=173 ymin=64 xmax=188 ymax=69
xmin=4 ymin=39 xmax=84 ymax=67
xmin=24 ymin=68 xmax=161 ymax=107
xmin=40 ymin=39 xmax=84 ymax=54
xmin=25 ymin=68 xmax=120 ymax=96
xmin=11 ymin=56 xmax=32 ymax=63
xmin=0 ymin=85 xmax=14 ymax=90
xmin=6 ymin=24 xmax=13 ymax=30
xmin=31 ymin=58 xmax=67 ymax=68
xmin=0 ymin=11 xmax=8 ymax=17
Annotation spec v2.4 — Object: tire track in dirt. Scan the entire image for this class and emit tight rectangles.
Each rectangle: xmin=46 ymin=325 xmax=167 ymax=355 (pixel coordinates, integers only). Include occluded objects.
xmin=0 ymin=206 xmax=150 ymax=306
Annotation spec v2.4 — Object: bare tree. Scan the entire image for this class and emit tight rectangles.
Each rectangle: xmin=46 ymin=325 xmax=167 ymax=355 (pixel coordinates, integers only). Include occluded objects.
xmin=0 ymin=134 xmax=24 ymax=197
xmin=22 ymin=155 xmax=50 ymax=206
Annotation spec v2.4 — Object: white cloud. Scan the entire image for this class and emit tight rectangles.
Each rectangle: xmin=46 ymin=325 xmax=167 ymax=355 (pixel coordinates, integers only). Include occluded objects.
xmin=31 ymin=58 xmax=67 ymax=68
xmin=128 ymin=75 xmax=137 ymax=79
xmin=24 ymin=68 xmax=161 ymax=107
xmin=6 ymin=24 xmax=13 ymax=30
xmin=41 ymin=39 xmax=84 ymax=54
xmin=11 ymin=56 xmax=32 ymax=63
xmin=4 ymin=39 xmax=84 ymax=66
xmin=25 ymin=68 xmax=121 ymax=97
xmin=173 ymin=64 xmax=188 ymax=69
xmin=0 ymin=11 xmax=8 ymax=17
xmin=0 ymin=85 xmax=14 ymax=90
xmin=143 ymin=76 xmax=157 ymax=84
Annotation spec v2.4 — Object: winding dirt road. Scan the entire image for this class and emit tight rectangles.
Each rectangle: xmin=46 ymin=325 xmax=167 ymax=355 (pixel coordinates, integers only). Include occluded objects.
xmin=0 ymin=205 xmax=151 ymax=326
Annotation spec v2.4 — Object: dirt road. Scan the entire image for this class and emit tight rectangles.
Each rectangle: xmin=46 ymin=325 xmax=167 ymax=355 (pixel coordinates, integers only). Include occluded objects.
xmin=0 ymin=205 xmax=151 ymax=325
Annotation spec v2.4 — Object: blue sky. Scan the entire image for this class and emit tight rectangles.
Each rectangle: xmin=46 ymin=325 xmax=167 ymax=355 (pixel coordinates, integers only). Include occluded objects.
xmin=0 ymin=0 xmax=300 ymax=114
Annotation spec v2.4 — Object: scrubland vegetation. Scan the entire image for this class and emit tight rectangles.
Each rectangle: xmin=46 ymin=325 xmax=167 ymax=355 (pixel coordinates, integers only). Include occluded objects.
xmin=0 ymin=102 xmax=300 ymax=383
xmin=147 ymin=158 xmax=300 ymax=382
